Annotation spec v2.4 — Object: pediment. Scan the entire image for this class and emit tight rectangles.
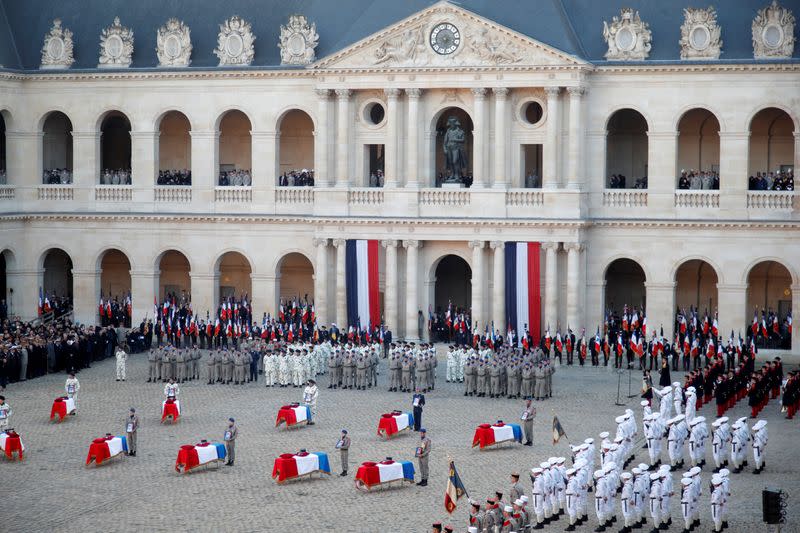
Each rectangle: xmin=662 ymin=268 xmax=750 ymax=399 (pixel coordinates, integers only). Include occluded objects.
xmin=314 ymin=1 xmax=588 ymax=70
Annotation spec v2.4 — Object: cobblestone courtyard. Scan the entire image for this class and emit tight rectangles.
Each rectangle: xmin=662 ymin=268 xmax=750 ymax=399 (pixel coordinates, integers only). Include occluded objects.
xmin=2 ymin=349 xmax=797 ymax=532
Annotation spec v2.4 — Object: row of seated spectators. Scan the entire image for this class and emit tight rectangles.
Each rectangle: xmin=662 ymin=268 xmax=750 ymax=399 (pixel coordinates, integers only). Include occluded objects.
xmin=677 ymin=169 xmax=720 ymax=190
xmin=278 ymin=169 xmax=314 ymax=187
xmin=607 ymin=174 xmax=648 ymax=189
xmin=43 ymin=168 xmax=73 ymax=184
xmin=748 ymin=170 xmax=794 ymax=191
xmin=157 ymin=169 xmax=192 ymax=186
xmin=218 ymin=169 xmax=252 ymax=186
xmin=99 ymin=168 xmax=132 ymax=185
xmin=0 ymin=316 xmax=124 ymax=388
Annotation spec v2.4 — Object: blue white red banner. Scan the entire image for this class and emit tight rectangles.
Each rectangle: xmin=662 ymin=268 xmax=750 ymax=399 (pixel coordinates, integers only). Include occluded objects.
xmin=504 ymin=242 xmax=542 ymax=343
xmin=346 ymin=240 xmax=380 ymax=329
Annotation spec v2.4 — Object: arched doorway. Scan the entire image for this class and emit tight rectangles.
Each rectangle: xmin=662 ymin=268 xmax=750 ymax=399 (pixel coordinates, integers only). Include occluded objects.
xmin=98 ymin=249 xmax=132 ymax=326
xmin=99 ymin=112 xmax=132 ymax=183
xmin=675 ymin=259 xmax=718 ymax=317
xmin=433 ymin=253 xmax=472 ymax=325
xmin=433 ymin=107 xmax=473 ymax=187
xmin=747 ymin=260 xmax=792 ymax=349
xmin=606 ymin=109 xmax=649 ymax=189
xmin=604 ymin=258 xmax=646 ymax=316
xmin=157 ymin=111 xmax=192 ymax=185
xmin=217 ymin=110 xmax=252 ymax=186
xmin=748 ymin=108 xmax=795 ymax=188
xmin=0 ymin=111 xmax=7 ymax=183
xmin=677 ymin=108 xmax=720 ymax=189
xmin=278 ymin=110 xmax=314 ymax=185
xmin=41 ymin=111 xmax=73 ymax=183
xmin=158 ymin=250 xmax=190 ymax=303
xmin=277 ymin=252 xmax=314 ymax=304
xmin=42 ymin=249 xmax=73 ymax=314
xmin=217 ymin=252 xmax=252 ymax=301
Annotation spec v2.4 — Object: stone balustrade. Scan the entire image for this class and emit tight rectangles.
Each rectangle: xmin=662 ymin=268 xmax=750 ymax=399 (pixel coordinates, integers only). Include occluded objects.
xmin=348 ymin=188 xmax=384 ymax=205
xmin=419 ymin=188 xmax=470 ymax=207
xmin=674 ymin=190 xmax=719 ymax=208
xmin=154 ymin=185 xmax=192 ymax=203
xmin=215 ymin=186 xmax=253 ymax=203
xmin=0 ymin=186 xmax=15 ymax=200
xmin=38 ymin=185 xmax=74 ymax=201
xmin=505 ymin=189 xmax=544 ymax=207
xmin=95 ymin=185 xmax=133 ymax=202
xmin=747 ymin=191 xmax=795 ymax=210
xmin=275 ymin=187 xmax=314 ymax=204
xmin=602 ymin=189 xmax=648 ymax=207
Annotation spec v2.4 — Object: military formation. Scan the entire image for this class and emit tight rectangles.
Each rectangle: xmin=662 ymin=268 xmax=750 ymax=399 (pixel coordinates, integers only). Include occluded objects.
xmin=385 ymin=343 xmax=437 ymax=392
xmin=446 ymin=344 xmax=556 ymax=400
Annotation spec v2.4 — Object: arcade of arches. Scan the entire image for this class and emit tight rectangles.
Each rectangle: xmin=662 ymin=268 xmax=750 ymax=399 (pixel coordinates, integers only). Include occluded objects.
xmin=278 ymin=110 xmax=314 ymax=177
xmin=432 ymin=254 xmax=471 ymax=315
xmin=604 ymin=259 xmax=646 ymax=315
xmin=218 ymin=110 xmax=252 ymax=176
xmin=158 ymin=111 xmax=192 ymax=173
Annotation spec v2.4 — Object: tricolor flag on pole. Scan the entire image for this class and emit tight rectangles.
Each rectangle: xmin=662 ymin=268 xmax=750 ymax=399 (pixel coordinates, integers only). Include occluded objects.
xmin=552 ymin=415 xmax=567 ymax=445
xmin=345 ymin=240 xmax=381 ymax=330
xmin=504 ymin=242 xmax=542 ymax=345
xmin=444 ymin=460 xmax=468 ymax=514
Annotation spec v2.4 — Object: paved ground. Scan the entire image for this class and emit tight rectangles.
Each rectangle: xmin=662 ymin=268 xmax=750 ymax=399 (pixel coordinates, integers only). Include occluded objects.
xmin=2 ymin=349 xmax=797 ymax=532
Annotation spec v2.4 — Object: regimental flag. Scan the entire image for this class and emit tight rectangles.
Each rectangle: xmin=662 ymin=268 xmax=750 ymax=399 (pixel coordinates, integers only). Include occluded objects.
xmin=345 ymin=240 xmax=381 ymax=330
xmin=751 ymin=312 xmax=759 ymax=336
xmin=504 ymin=242 xmax=542 ymax=345
xmin=552 ymin=416 xmax=567 ymax=445
xmin=444 ymin=460 xmax=468 ymax=514
xmin=788 ymin=312 xmax=793 ymax=334
xmin=38 ymin=287 xmax=43 ymax=316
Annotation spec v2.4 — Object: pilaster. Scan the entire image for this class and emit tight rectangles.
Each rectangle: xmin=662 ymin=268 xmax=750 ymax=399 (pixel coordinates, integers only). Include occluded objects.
xmin=129 ymin=269 xmax=159 ymax=323
xmin=493 ymin=88 xmax=509 ymax=189
xmin=335 ymin=89 xmax=352 ymax=188
xmin=313 ymin=238 xmax=329 ymax=326
xmin=490 ymin=241 xmax=505 ymax=332
xmin=384 ymin=88 xmax=400 ymax=188
xmin=190 ymin=272 xmax=218 ymax=320
xmin=333 ymin=238 xmax=347 ymax=327
xmin=566 ymin=87 xmax=585 ymax=189
xmin=469 ymin=240 xmax=486 ymax=329
xmin=403 ymin=239 xmax=421 ymax=341
xmin=314 ymin=89 xmax=332 ymax=187
xmin=716 ymin=283 xmax=748 ymax=344
xmin=382 ymin=239 xmax=399 ymax=332
xmin=543 ymin=87 xmax=561 ymax=189
xmin=71 ymin=269 xmax=101 ymax=325
xmin=645 ymin=281 xmax=677 ymax=341
xmin=543 ymin=242 xmax=559 ymax=330
xmin=406 ymin=88 xmax=422 ymax=188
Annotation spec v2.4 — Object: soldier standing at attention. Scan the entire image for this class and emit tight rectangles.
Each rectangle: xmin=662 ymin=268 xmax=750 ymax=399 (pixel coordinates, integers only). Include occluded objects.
xmin=415 ymin=428 xmax=431 ymax=487
xmin=337 ymin=429 xmax=350 ymax=476
xmin=224 ymin=417 xmax=237 ymax=466
xmin=521 ymin=399 xmax=536 ymax=446
xmin=125 ymin=407 xmax=139 ymax=457
xmin=147 ymin=347 xmax=158 ymax=382
xmin=115 ymin=346 xmax=127 ymax=382
xmin=412 ymin=388 xmax=425 ymax=431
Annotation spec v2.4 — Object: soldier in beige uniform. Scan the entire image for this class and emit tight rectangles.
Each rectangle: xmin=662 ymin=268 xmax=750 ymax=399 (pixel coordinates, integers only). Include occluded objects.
xmin=337 ymin=429 xmax=351 ymax=476
xmin=147 ymin=348 xmax=159 ymax=382
xmin=510 ymin=472 xmax=524 ymax=501
xmin=175 ymin=349 xmax=186 ymax=383
xmin=161 ymin=349 xmax=172 ymax=381
xmin=416 ymin=428 xmax=431 ymax=486
xmin=206 ymin=350 xmax=216 ymax=384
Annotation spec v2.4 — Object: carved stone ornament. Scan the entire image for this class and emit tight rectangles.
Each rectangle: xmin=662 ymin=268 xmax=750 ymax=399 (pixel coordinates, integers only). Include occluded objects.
xmin=215 ymin=15 xmax=255 ymax=66
xmin=466 ymin=28 xmax=522 ymax=65
xmin=40 ymin=19 xmax=75 ymax=70
xmin=679 ymin=6 xmax=723 ymax=60
xmin=602 ymin=8 xmax=652 ymax=61
xmin=98 ymin=17 xmax=134 ymax=68
xmin=279 ymin=15 xmax=319 ymax=65
xmin=752 ymin=1 xmax=795 ymax=59
xmin=156 ymin=18 xmax=192 ymax=67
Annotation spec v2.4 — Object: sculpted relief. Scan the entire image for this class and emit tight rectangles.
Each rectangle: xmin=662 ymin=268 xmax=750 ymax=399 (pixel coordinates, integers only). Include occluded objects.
xmin=602 ymin=8 xmax=652 ymax=61
xmin=752 ymin=1 xmax=795 ymax=58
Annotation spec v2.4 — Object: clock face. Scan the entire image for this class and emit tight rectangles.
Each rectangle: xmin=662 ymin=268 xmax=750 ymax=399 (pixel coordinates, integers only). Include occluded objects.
xmin=430 ymin=23 xmax=461 ymax=55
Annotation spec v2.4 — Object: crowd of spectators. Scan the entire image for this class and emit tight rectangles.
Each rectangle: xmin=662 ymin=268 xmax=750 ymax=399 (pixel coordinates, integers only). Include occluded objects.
xmin=0 ymin=316 xmax=124 ymax=390
xmin=677 ymin=169 xmax=720 ymax=190
xmin=43 ymin=168 xmax=73 ymax=184
xmin=278 ymin=169 xmax=314 ymax=187
xmin=368 ymin=170 xmax=385 ymax=187
xmin=218 ymin=169 xmax=252 ymax=186
xmin=435 ymin=172 xmax=473 ymax=188
xmin=748 ymin=169 xmax=794 ymax=191
xmin=157 ymin=169 xmax=192 ymax=186
xmin=100 ymin=168 xmax=131 ymax=185
xmin=607 ymin=174 xmax=648 ymax=189
xmin=524 ymin=172 xmax=541 ymax=188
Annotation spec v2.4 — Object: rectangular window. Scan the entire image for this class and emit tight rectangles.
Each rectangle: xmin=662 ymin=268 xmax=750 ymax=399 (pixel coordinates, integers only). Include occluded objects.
xmin=365 ymin=144 xmax=385 ymax=187
xmin=521 ymin=144 xmax=542 ymax=188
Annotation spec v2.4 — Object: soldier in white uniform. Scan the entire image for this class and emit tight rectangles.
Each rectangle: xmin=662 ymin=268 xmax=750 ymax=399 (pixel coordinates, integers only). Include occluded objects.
xmin=278 ymin=352 xmax=290 ymax=387
xmin=653 ymin=385 xmax=673 ymax=420
xmin=164 ymin=378 xmax=179 ymax=399
xmin=684 ymin=387 xmax=697 ymax=422
xmin=564 ymin=468 xmax=580 ymax=531
xmin=303 ymin=379 xmax=318 ymax=424
xmin=530 ymin=467 xmax=545 ymax=529
xmin=711 ymin=417 xmax=730 ymax=471
xmin=619 ymin=471 xmax=635 ymax=532
xmin=446 ymin=346 xmax=456 ymax=382
xmin=730 ymin=418 xmax=750 ymax=472
xmin=65 ymin=373 xmax=80 ymax=409
xmin=0 ymin=395 xmax=11 ymax=431
xmin=263 ymin=351 xmax=276 ymax=387
xmin=593 ymin=469 xmax=610 ymax=531
xmin=648 ymin=472 xmax=662 ymax=531
xmin=658 ymin=465 xmax=673 ymax=529
xmin=632 ymin=465 xmax=649 ymax=528
xmin=645 ymin=413 xmax=663 ymax=467
xmin=751 ymin=419 xmax=768 ymax=473
xmin=710 ymin=475 xmax=725 ymax=532
xmin=115 ymin=346 xmax=127 ymax=381
xmin=680 ymin=476 xmax=694 ymax=533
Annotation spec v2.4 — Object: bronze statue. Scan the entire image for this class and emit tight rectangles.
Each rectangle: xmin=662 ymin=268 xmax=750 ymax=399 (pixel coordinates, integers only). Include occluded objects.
xmin=442 ymin=116 xmax=468 ymax=182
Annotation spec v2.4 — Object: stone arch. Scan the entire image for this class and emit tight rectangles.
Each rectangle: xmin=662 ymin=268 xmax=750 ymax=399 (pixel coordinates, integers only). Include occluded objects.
xmin=746 ymin=259 xmax=794 ymax=349
xmin=276 ymin=251 xmax=315 ymax=303
xmin=747 ymin=107 xmax=796 ymax=179
xmin=40 ymin=110 xmax=73 ymax=182
xmin=153 ymin=107 xmax=196 ymax=132
xmin=745 ymin=104 xmax=798 ymax=134
xmin=603 ymin=257 xmax=647 ymax=315
xmin=605 ymin=108 xmax=649 ymax=189
xmin=0 ymin=248 xmax=16 ymax=311
xmin=673 ymin=104 xmax=726 ymax=133
xmin=40 ymin=247 xmax=74 ymax=300
xmin=156 ymin=110 xmax=192 ymax=181
xmin=429 ymin=105 xmax=474 ymax=187
xmin=673 ymin=258 xmax=720 ymax=315
xmin=216 ymin=109 xmax=252 ymax=184
xmin=156 ymin=249 xmax=191 ymax=302
xmin=277 ymin=108 xmax=315 ymax=183
xmin=216 ymin=251 xmax=253 ymax=302
xmin=676 ymin=108 xmax=721 ymax=186
xmin=98 ymin=110 xmax=132 ymax=178
xmin=430 ymin=253 xmax=472 ymax=324
xmin=97 ymin=248 xmax=132 ymax=326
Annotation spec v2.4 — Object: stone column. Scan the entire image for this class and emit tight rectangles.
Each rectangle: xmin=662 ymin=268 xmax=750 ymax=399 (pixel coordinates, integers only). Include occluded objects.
xmin=313 ymin=238 xmax=329 ymax=326
xmin=543 ymin=242 xmax=559 ymax=330
xmin=384 ymin=88 xmax=400 ymax=188
xmin=190 ymin=272 xmax=218 ymax=319
xmin=251 ymin=131 xmax=278 ymax=189
xmin=71 ymin=131 xmax=101 ymax=187
xmin=403 ymin=240 xmax=421 ymax=341
xmin=490 ymin=241 xmax=505 ymax=332
xmin=335 ymin=89 xmax=352 ymax=188
xmin=493 ymin=88 xmax=509 ymax=189
xmin=72 ymin=269 xmax=100 ymax=325
xmin=716 ymin=283 xmax=748 ymax=345
xmin=543 ymin=87 xmax=561 ymax=189
xmin=471 ymin=88 xmax=487 ymax=188
xmin=250 ymin=274 xmax=277 ymax=320
xmin=130 ymin=131 xmax=159 ymax=187
xmin=566 ymin=87 xmax=585 ymax=189
xmin=190 ymin=130 xmax=218 ymax=189
xmin=565 ymin=242 xmax=583 ymax=331
xmin=793 ymin=283 xmax=800 ymax=351
xmin=469 ymin=241 xmax=486 ymax=329
xmin=130 ymin=269 xmax=159 ymax=324
xmin=645 ymin=281 xmax=677 ymax=340
xmin=382 ymin=240 xmax=398 ymax=331
xmin=333 ymin=238 xmax=347 ymax=327
xmin=405 ymin=88 xmax=422 ymax=188
xmin=314 ymin=89 xmax=332 ymax=187
xmin=719 ymin=132 xmax=750 ymax=211
xmin=5 ymin=131 xmax=39 ymax=186
xmin=5 ymin=268 xmax=43 ymax=321
xmin=647 ymin=131 xmax=679 ymax=208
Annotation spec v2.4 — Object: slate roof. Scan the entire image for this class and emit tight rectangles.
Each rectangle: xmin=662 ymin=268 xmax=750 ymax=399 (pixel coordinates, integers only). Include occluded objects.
xmin=0 ymin=0 xmax=797 ymax=71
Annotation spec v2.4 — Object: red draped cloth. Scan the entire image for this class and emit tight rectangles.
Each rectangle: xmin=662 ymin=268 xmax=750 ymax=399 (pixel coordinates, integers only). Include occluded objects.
xmin=3 ymin=431 xmax=23 ymax=459
xmin=50 ymin=397 xmax=68 ymax=421
xmin=162 ymin=399 xmax=180 ymax=422
xmin=272 ymin=453 xmax=300 ymax=482
xmin=175 ymin=444 xmax=200 ymax=472
xmin=355 ymin=461 xmax=381 ymax=487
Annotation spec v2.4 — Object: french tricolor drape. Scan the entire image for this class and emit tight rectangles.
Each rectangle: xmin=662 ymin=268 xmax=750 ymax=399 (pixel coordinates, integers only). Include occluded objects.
xmin=504 ymin=242 xmax=542 ymax=343
xmin=345 ymin=240 xmax=380 ymax=329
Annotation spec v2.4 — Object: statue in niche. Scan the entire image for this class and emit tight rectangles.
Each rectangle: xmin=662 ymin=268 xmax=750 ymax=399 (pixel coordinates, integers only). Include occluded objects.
xmin=442 ymin=116 xmax=468 ymax=183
